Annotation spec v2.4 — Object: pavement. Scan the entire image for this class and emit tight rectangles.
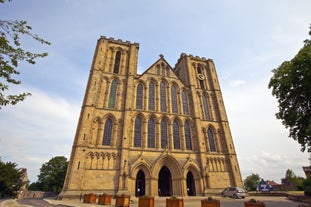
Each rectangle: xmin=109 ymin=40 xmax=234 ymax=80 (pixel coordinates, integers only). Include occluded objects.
xmin=0 ymin=196 xmax=305 ymax=207
xmin=0 ymin=199 xmax=32 ymax=207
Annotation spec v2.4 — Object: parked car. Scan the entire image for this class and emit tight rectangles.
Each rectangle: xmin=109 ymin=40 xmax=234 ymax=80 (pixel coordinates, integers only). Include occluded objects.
xmin=221 ymin=187 xmax=246 ymax=198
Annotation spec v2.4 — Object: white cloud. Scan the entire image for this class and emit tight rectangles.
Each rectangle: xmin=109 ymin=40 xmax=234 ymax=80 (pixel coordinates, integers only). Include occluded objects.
xmin=0 ymin=87 xmax=80 ymax=182
xmin=229 ymin=80 xmax=246 ymax=88
xmin=222 ymin=78 xmax=309 ymax=183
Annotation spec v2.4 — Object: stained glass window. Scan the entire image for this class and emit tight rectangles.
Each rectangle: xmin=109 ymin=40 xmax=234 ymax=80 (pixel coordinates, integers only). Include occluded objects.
xmin=171 ymin=85 xmax=178 ymax=113
xmin=173 ymin=120 xmax=180 ymax=149
xmin=182 ymin=90 xmax=189 ymax=115
xmin=160 ymin=119 xmax=167 ymax=148
xmin=160 ymin=82 xmax=166 ymax=112
xmin=208 ymin=128 xmax=216 ymax=152
xmin=184 ymin=121 xmax=192 ymax=150
xmin=134 ymin=116 xmax=142 ymax=147
xmin=148 ymin=118 xmax=155 ymax=148
xmin=108 ymin=80 xmax=117 ymax=108
xmin=148 ymin=82 xmax=155 ymax=110
xmin=103 ymin=118 xmax=113 ymax=146
xmin=136 ymin=84 xmax=143 ymax=109
xmin=202 ymin=94 xmax=210 ymax=120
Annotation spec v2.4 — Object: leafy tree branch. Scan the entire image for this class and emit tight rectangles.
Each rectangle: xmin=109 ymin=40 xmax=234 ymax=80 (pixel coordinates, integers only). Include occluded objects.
xmin=268 ymin=24 xmax=311 ymax=152
xmin=0 ymin=0 xmax=50 ymax=109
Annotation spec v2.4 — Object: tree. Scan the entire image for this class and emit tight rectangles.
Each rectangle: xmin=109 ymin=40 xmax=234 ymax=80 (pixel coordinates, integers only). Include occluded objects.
xmin=35 ymin=156 xmax=68 ymax=193
xmin=285 ymin=169 xmax=296 ymax=179
xmin=0 ymin=157 xmax=24 ymax=198
xmin=0 ymin=0 xmax=50 ymax=109
xmin=303 ymin=176 xmax=311 ymax=196
xmin=284 ymin=169 xmax=304 ymax=190
xmin=243 ymin=173 xmax=260 ymax=191
xmin=268 ymin=25 xmax=311 ymax=152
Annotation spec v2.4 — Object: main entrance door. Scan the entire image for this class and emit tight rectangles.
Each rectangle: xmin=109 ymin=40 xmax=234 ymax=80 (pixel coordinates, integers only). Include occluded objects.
xmin=186 ymin=171 xmax=196 ymax=196
xmin=158 ymin=166 xmax=172 ymax=196
xmin=135 ymin=170 xmax=145 ymax=197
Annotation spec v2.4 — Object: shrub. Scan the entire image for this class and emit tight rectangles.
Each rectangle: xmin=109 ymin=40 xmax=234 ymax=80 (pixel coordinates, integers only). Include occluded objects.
xmin=303 ymin=176 xmax=311 ymax=196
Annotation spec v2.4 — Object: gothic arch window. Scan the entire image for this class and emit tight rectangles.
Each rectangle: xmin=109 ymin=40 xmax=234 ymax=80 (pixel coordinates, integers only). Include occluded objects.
xmin=202 ymin=94 xmax=210 ymax=120
xmin=197 ymin=66 xmax=202 ymax=74
xmin=113 ymin=51 xmax=121 ymax=74
xmin=160 ymin=81 xmax=166 ymax=112
xmin=184 ymin=121 xmax=192 ymax=150
xmin=173 ymin=120 xmax=180 ymax=149
xmin=108 ymin=79 xmax=117 ymax=108
xmin=102 ymin=118 xmax=113 ymax=146
xmin=134 ymin=116 xmax=142 ymax=147
xmin=148 ymin=117 xmax=155 ymax=148
xmin=171 ymin=85 xmax=178 ymax=113
xmin=160 ymin=119 xmax=168 ymax=148
xmin=207 ymin=128 xmax=216 ymax=152
xmin=136 ymin=83 xmax=143 ymax=109
xmin=148 ymin=81 xmax=155 ymax=111
xmin=182 ymin=90 xmax=189 ymax=115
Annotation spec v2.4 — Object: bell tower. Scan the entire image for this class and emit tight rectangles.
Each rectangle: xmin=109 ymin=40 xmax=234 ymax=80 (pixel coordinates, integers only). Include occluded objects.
xmin=174 ymin=54 xmax=243 ymax=192
xmin=61 ymin=36 xmax=140 ymax=197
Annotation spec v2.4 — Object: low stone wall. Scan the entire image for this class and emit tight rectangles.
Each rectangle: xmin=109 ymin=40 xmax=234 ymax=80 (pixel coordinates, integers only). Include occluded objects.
xmin=18 ymin=191 xmax=57 ymax=198
xmin=248 ymin=191 xmax=288 ymax=197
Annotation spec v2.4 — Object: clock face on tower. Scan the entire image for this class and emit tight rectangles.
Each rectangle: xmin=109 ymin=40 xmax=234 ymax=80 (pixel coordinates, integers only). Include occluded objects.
xmin=197 ymin=74 xmax=205 ymax=80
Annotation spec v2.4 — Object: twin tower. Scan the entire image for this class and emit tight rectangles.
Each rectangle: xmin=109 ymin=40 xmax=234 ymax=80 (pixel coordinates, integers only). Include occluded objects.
xmin=60 ymin=36 xmax=243 ymax=198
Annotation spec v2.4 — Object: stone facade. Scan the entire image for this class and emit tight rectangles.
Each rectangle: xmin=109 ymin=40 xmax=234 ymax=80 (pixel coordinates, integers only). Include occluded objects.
xmin=60 ymin=36 xmax=243 ymax=198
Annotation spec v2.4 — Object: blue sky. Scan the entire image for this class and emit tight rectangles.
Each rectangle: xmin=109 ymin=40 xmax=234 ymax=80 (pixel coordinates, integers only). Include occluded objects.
xmin=0 ymin=0 xmax=310 ymax=183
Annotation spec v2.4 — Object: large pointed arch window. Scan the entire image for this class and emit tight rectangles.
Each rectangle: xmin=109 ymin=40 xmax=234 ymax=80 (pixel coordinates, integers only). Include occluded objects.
xmin=134 ymin=116 xmax=142 ymax=147
xmin=102 ymin=118 xmax=113 ymax=146
xmin=173 ymin=120 xmax=180 ymax=149
xmin=202 ymin=94 xmax=210 ymax=120
xmin=148 ymin=118 xmax=155 ymax=148
xmin=148 ymin=81 xmax=155 ymax=110
xmin=113 ymin=51 xmax=121 ymax=74
xmin=182 ymin=90 xmax=189 ymax=115
xmin=184 ymin=121 xmax=192 ymax=150
xmin=136 ymin=83 xmax=143 ymax=109
xmin=108 ymin=80 xmax=117 ymax=108
xmin=207 ymin=128 xmax=216 ymax=152
xmin=171 ymin=85 xmax=178 ymax=113
xmin=160 ymin=119 xmax=167 ymax=148
xmin=160 ymin=81 xmax=166 ymax=112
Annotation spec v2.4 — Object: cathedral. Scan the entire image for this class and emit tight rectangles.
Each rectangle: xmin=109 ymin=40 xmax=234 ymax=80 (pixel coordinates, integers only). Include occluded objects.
xmin=61 ymin=36 xmax=243 ymax=198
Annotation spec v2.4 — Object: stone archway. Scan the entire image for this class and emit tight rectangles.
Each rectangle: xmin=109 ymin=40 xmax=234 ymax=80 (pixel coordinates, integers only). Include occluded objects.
xmin=158 ymin=166 xmax=172 ymax=196
xmin=135 ymin=170 xmax=145 ymax=197
xmin=186 ymin=171 xmax=196 ymax=196
xmin=151 ymin=155 xmax=183 ymax=196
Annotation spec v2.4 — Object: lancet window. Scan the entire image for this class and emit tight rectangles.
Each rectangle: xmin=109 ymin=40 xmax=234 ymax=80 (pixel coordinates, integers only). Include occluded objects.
xmin=102 ymin=118 xmax=113 ymax=146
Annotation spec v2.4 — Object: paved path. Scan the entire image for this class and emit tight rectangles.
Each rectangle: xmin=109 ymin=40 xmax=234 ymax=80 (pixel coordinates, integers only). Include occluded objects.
xmin=46 ymin=196 xmax=304 ymax=207
xmin=0 ymin=196 xmax=305 ymax=207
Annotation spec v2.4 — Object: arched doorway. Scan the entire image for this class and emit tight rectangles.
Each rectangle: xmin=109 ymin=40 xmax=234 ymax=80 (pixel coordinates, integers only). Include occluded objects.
xmin=158 ymin=166 xmax=172 ymax=196
xmin=186 ymin=171 xmax=196 ymax=196
xmin=135 ymin=170 xmax=145 ymax=197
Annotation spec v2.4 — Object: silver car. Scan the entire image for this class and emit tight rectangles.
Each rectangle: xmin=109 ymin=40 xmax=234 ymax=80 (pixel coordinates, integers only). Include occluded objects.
xmin=221 ymin=187 xmax=246 ymax=198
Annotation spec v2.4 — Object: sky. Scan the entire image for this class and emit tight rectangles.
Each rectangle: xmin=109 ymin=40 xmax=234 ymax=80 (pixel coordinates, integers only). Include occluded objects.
xmin=0 ymin=0 xmax=310 ymax=184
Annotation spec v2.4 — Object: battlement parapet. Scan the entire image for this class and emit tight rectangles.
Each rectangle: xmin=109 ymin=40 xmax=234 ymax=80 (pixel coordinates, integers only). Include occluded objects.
xmin=99 ymin=35 xmax=139 ymax=47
